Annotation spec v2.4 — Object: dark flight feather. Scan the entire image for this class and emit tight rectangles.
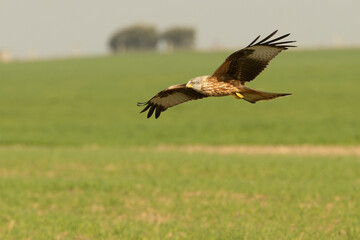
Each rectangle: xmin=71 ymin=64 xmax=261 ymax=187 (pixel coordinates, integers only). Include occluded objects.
xmin=138 ymin=84 xmax=207 ymax=119
xmin=211 ymin=30 xmax=296 ymax=83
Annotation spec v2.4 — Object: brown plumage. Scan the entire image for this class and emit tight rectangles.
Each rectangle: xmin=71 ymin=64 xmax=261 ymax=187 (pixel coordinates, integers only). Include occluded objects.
xmin=138 ymin=30 xmax=296 ymax=119
xmin=137 ymin=84 xmax=206 ymax=119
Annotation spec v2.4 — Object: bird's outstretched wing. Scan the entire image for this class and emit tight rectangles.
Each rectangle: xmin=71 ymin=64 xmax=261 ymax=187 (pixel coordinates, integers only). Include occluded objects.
xmin=137 ymin=84 xmax=207 ymax=119
xmin=211 ymin=30 xmax=296 ymax=83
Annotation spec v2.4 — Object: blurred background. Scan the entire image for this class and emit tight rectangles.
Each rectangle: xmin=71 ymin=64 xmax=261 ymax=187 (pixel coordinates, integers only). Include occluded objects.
xmin=1 ymin=0 xmax=360 ymax=60
xmin=1 ymin=0 xmax=359 ymax=146
xmin=1 ymin=1 xmax=360 ymax=239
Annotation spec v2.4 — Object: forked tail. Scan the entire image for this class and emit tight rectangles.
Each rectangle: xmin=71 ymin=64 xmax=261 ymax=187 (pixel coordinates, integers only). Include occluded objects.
xmin=241 ymin=86 xmax=291 ymax=103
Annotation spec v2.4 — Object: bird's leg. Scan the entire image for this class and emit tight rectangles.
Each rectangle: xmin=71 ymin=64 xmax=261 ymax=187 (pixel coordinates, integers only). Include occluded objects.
xmin=233 ymin=92 xmax=244 ymax=99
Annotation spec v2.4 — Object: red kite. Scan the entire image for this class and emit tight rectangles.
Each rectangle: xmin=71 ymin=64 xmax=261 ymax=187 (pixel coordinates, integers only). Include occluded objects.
xmin=138 ymin=30 xmax=296 ymax=119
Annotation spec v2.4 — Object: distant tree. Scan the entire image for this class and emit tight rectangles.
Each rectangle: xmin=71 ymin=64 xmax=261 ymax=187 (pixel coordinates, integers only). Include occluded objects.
xmin=109 ymin=24 xmax=158 ymax=53
xmin=161 ymin=27 xmax=195 ymax=50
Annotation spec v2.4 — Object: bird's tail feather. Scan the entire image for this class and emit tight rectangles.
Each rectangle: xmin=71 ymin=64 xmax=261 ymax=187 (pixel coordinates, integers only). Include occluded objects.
xmin=241 ymin=87 xmax=291 ymax=103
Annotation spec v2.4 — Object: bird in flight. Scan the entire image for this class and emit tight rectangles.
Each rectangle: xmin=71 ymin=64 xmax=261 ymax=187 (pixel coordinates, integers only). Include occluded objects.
xmin=138 ymin=30 xmax=296 ymax=119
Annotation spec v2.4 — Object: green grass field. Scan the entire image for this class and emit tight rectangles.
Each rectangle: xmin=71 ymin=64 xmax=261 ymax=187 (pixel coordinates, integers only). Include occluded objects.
xmin=0 ymin=49 xmax=359 ymax=146
xmin=1 ymin=147 xmax=359 ymax=239
xmin=0 ymin=49 xmax=359 ymax=239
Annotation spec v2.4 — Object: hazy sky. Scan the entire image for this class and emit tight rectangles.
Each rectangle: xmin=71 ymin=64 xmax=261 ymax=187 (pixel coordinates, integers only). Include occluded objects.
xmin=1 ymin=0 xmax=360 ymax=58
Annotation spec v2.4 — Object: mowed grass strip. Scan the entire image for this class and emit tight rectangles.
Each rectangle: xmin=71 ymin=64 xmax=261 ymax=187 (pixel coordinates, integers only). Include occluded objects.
xmin=0 ymin=49 xmax=360 ymax=146
xmin=0 ymin=147 xmax=359 ymax=239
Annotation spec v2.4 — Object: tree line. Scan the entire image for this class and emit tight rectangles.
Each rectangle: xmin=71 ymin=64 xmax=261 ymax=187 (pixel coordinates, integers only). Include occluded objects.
xmin=108 ymin=24 xmax=195 ymax=53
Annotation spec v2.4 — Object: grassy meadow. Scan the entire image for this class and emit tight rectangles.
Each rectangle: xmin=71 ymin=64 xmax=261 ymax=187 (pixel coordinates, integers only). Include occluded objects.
xmin=0 ymin=49 xmax=360 ymax=239
xmin=0 ymin=49 xmax=359 ymax=146
xmin=0 ymin=147 xmax=359 ymax=239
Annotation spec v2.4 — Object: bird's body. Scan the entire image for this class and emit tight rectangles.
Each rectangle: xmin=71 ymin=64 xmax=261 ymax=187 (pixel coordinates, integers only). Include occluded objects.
xmin=138 ymin=30 xmax=296 ymax=119
xmin=199 ymin=76 xmax=242 ymax=97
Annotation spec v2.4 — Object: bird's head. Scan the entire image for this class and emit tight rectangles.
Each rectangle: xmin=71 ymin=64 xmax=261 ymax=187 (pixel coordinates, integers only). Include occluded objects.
xmin=186 ymin=76 xmax=207 ymax=92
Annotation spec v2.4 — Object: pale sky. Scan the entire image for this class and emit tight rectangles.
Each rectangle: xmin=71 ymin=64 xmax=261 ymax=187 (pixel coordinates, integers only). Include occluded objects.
xmin=1 ymin=0 xmax=360 ymax=59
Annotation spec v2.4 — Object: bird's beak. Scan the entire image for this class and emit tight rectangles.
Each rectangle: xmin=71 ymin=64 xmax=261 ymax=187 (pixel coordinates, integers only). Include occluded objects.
xmin=186 ymin=83 xmax=192 ymax=88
